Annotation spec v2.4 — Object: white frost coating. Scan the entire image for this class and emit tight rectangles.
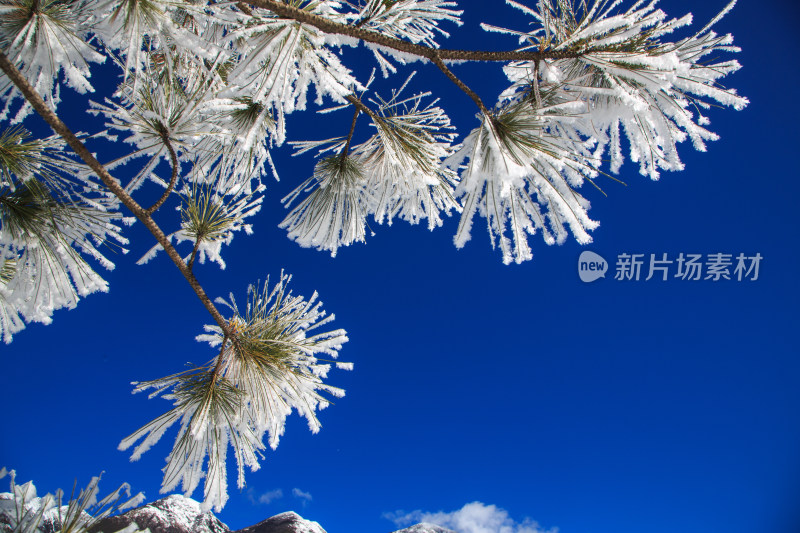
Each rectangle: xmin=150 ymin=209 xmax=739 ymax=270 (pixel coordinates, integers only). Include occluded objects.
xmin=354 ymin=90 xmax=461 ymax=230
xmin=356 ymin=1 xmax=462 ymax=47
xmin=0 ymin=469 xmax=146 ymax=533
xmin=0 ymin=133 xmax=126 ymax=343
xmin=451 ymin=100 xmax=599 ymax=265
xmin=0 ymin=0 xmax=749 ymax=285
xmin=453 ymin=0 xmax=748 ymax=261
xmin=120 ymin=272 xmax=350 ymax=512
xmin=0 ymin=0 xmax=105 ymax=122
xmin=282 ymin=86 xmax=460 ymax=256
xmin=90 ymin=0 xmax=222 ymax=89
xmin=280 ymin=150 xmax=370 ymax=258
xmin=137 ymin=180 xmax=264 ymax=270
xmin=523 ymin=0 xmax=746 ymax=177
xmin=224 ymin=2 xmax=361 ymax=145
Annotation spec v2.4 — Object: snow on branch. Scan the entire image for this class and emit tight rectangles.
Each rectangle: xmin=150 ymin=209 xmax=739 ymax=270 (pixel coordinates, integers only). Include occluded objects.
xmin=0 ymin=128 xmax=127 ymax=343
xmin=354 ymin=0 xmax=463 ymax=48
xmin=0 ymin=468 xmax=146 ymax=533
xmin=0 ymin=0 xmax=105 ymax=122
xmin=0 ymin=0 xmax=750 ymax=512
xmin=451 ymin=101 xmax=599 ymax=265
xmin=447 ymin=0 xmax=748 ymax=262
xmin=498 ymin=0 xmax=748 ymax=180
xmin=281 ymin=85 xmax=460 ymax=255
xmin=119 ymin=273 xmax=350 ymax=512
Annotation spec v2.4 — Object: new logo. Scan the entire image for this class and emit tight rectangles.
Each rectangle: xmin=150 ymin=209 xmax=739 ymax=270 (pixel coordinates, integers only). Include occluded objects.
xmin=578 ymin=251 xmax=607 ymax=283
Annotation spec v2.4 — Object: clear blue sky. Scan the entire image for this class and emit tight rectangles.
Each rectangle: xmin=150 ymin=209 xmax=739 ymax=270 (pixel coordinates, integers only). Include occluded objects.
xmin=3 ymin=1 xmax=799 ymax=532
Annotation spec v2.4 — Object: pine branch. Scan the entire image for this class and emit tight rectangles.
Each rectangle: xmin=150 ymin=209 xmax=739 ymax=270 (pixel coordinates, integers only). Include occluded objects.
xmin=430 ymin=52 xmax=491 ymax=117
xmin=342 ymin=106 xmax=360 ymax=158
xmin=244 ymin=0 xmax=583 ymax=62
xmin=0 ymin=49 xmax=234 ymax=340
xmin=187 ymin=236 xmax=202 ymax=271
xmin=344 ymin=93 xmax=378 ymax=123
xmin=235 ymin=1 xmax=254 ymax=16
xmin=145 ymin=133 xmax=179 ymax=215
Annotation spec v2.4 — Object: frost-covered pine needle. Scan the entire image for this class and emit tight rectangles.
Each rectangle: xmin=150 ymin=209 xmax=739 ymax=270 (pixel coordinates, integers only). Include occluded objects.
xmin=280 ymin=152 xmax=369 ymax=257
xmin=0 ymin=468 xmax=146 ymax=533
xmin=0 ymin=128 xmax=127 ymax=343
xmin=119 ymin=272 xmax=349 ymax=512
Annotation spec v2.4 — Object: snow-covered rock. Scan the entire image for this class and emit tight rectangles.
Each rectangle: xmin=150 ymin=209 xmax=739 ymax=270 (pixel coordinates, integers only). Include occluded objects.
xmin=235 ymin=511 xmax=327 ymax=533
xmin=88 ymin=494 xmax=229 ymax=533
xmin=89 ymin=497 xmax=328 ymax=533
xmin=2 ymin=488 xmax=451 ymax=533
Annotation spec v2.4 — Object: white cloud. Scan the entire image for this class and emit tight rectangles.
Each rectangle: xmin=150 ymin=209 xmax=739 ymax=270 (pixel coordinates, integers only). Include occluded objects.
xmin=292 ymin=488 xmax=313 ymax=506
xmin=258 ymin=489 xmax=284 ymax=504
xmin=385 ymin=502 xmax=556 ymax=533
xmin=246 ymin=488 xmax=283 ymax=505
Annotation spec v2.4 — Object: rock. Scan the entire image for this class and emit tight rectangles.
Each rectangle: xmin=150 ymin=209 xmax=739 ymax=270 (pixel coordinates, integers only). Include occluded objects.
xmin=233 ymin=511 xmax=327 ymax=533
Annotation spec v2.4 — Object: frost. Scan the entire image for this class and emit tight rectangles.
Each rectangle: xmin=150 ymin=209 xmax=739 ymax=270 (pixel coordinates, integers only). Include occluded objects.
xmin=120 ymin=273 xmax=350 ymax=512
xmin=138 ymin=179 xmax=265 ymax=269
xmin=0 ymin=0 xmax=105 ymax=122
xmin=0 ymin=130 xmax=126 ymax=343
xmin=282 ymin=85 xmax=460 ymax=256
xmin=0 ymin=468 xmax=146 ymax=533
xmin=355 ymin=1 xmax=463 ymax=47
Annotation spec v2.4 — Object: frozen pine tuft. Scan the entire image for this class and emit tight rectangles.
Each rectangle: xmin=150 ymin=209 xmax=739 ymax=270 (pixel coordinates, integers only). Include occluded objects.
xmin=0 ymin=468 xmax=146 ymax=533
xmin=355 ymin=1 xmax=463 ymax=47
xmin=120 ymin=272 xmax=350 ymax=512
xmin=0 ymin=0 xmax=105 ymax=122
xmin=0 ymin=129 xmax=127 ymax=343
xmin=138 ymin=178 xmax=264 ymax=270
xmin=442 ymin=0 xmax=748 ymax=261
xmin=450 ymin=102 xmax=599 ymax=265
xmin=282 ymin=82 xmax=460 ymax=255
xmin=281 ymin=151 xmax=370 ymax=257
xmin=496 ymin=0 xmax=748 ymax=180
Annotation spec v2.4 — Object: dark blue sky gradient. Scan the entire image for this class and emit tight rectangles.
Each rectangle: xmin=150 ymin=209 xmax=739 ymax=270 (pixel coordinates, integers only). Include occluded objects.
xmin=2 ymin=1 xmax=799 ymax=533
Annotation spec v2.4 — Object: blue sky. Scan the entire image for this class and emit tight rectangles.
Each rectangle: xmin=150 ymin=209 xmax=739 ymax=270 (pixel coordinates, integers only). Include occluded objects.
xmin=3 ymin=1 xmax=799 ymax=533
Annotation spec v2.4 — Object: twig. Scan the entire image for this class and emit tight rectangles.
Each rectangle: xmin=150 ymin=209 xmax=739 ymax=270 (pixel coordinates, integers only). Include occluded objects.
xmin=0 ymin=50 xmax=234 ymax=339
xmin=342 ymin=106 xmax=360 ymax=157
xmin=187 ymin=236 xmax=202 ymax=271
xmin=145 ymin=134 xmax=179 ymax=215
xmin=245 ymin=0 xmax=583 ymax=63
xmin=344 ymin=93 xmax=380 ymax=123
xmin=430 ymin=52 xmax=492 ymax=117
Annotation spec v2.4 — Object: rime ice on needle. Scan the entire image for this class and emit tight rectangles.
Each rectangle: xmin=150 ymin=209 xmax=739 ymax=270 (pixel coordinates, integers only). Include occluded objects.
xmin=0 ymin=468 xmax=146 ymax=533
xmin=451 ymin=0 xmax=748 ymax=263
xmin=119 ymin=273 xmax=350 ymax=512
xmin=281 ymin=78 xmax=460 ymax=256
xmin=0 ymin=129 xmax=127 ymax=343
xmin=223 ymin=1 xmax=361 ymax=145
xmin=137 ymin=177 xmax=265 ymax=270
xmin=0 ymin=0 xmax=105 ymax=122
xmin=354 ymin=1 xmax=463 ymax=76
